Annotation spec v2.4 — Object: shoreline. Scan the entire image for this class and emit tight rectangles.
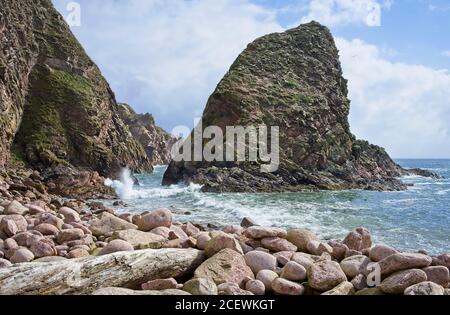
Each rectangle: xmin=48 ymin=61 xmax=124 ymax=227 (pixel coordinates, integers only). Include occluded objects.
xmin=1 ymin=170 xmax=449 ymax=295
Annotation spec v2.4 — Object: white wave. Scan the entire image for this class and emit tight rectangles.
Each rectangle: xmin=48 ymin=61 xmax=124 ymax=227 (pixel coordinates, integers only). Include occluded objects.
xmin=105 ymin=168 xmax=139 ymax=200
xmin=436 ymin=189 xmax=450 ymax=195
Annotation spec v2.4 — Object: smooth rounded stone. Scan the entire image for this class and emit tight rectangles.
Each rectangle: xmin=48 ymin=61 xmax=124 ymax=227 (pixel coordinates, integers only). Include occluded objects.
xmin=306 ymin=240 xmax=333 ymax=256
xmin=222 ymin=225 xmax=244 ymax=235
xmin=112 ymin=229 xmax=165 ymax=249
xmin=345 ymin=249 xmax=362 ymax=258
xmin=261 ymin=237 xmax=297 ymax=253
xmin=308 ymin=260 xmax=347 ymax=292
xmin=118 ymin=213 xmax=133 ymax=223
xmin=272 ymin=278 xmax=305 ymax=295
xmin=254 ymin=247 xmax=270 ymax=253
xmin=245 ymin=280 xmax=266 ymax=295
xmin=29 ymin=239 xmax=56 ymax=258
xmin=351 ymin=274 xmax=368 ymax=291
xmin=256 ymin=270 xmax=279 ymax=292
xmin=328 ymin=240 xmax=349 ymax=261
xmin=378 ymin=253 xmax=432 ymax=276
xmin=322 ymin=281 xmax=355 ymax=295
xmin=404 ymin=281 xmax=445 ymax=295
xmin=36 ymin=213 xmax=64 ymax=230
xmin=340 ymin=255 xmax=371 ymax=278
xmin=241 ymin=217 xmax=258 ymax=228
xmin=281 ymin=261 xmax=307 ymax=282
xmin=4 ymin=238 xmax=18 ymax=250
xmin=291 ymin=252 xmax=316 ymax=270
xmin=59 ymin=207 xmax=80 ymax=224
xmin=1 ymin=215 xmax=28 ymax=236
xmin=5 ymin=201 xmax=28 ymax=215
xmin=136 ymin=208 xmax=173 ymax=232
xmin=194 ymin=249 xmax=254 ymax=287
xmin=273 ymin=251 xmax=294 ymax=266
xmin=183 ymin=278 xmax=218 ymax=295
xmin=142 ymin=278 xmax=178 ymax=290
xmin=34 ymin=223 xmax=60 ymax=236
xmin=67 ymin=248 xmax=91 ymax=258
xmin=245 ymin=251 xmax=277 ymax=274
xmin=217 ymin=283 xmax=254 ymax=295
xmin=10 ymin=248 xmax=34 ymax=263
xmin=61 ymin=224 xmax=74 ymax=230
xmin=196 ymin=232 xmax=211 ymax=250
xmin=423 ymin=266 xmax=450 ymax=288
xmin=369 ymin=244 xmax=399 ymax=262
xmin=432 ymin=253 xmax=450 ymax=269
xmin=92 ymin=288 xmax=191 ymax=295
xmin=0 ymin=258 xmax=12 ymax=268
xmin=70 ymin=222 xmax=92 ymax=235
xmin=379 ymin=269 xmax=428 ymax=294
xmin=150 ymin=226 xmax=171 ymax=239
xmin=286 ymin=229 xmax=319 ymax=252
xmin=342 ymin=227 xmax=372 ymax=251
xmin=90 ymin=212 xmax=138 ymax=237
xmin=243 ymin=226 xmax=287 ymax=239
xmin=33 ymin=256 xmax=68 ymax=263
xmin=28 ymin=205 xmax=46 ymax=215
xmin=355 ymin=287 xmax=385 ymax=295
xmin=99 ymin=239 xmax=134 ymax=255
xmin=183 ymin=222 xmax=201 ymax=237
xmin=205 ymin=234 xmax=243 ymax=257
xmin=56 ymin=228 xmax=85 ymax=244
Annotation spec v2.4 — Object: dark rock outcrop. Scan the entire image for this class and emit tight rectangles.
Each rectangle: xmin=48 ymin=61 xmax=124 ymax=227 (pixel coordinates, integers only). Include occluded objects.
xmin=118 ymin=104 xmax=177 ymax=165
xmin=163 ymin=22 xmax=413 ymax=192
xmin=0 ymin=0 xmax=152 ymax=179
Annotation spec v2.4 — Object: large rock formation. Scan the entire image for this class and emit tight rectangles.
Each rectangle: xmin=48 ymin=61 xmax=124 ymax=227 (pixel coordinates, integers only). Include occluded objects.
xmin=0 ymin=0 xmax=152 ymax=179
xmin=118 ymin=104 xmax=177 ymax=165
xmin=163 ymin=22 xmax=410 ymax=192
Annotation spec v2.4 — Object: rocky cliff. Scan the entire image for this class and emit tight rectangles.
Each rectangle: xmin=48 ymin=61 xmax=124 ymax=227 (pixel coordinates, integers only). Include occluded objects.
xmin=163 ymin=22 xmax=410 ymax=192
xmin=0 ymin=0 xmax=152 ymax=182
xmin=118 ymin=104 xmax=177 ymax=165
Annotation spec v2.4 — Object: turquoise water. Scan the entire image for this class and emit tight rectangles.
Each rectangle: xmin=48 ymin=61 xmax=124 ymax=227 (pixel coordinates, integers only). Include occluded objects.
xmin=105 ymin=160 xmax=450 ymax=254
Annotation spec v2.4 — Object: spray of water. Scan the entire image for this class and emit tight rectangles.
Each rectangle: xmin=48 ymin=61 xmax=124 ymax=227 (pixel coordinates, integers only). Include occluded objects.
xmin=104 ymin=168 xmax=138 ymax=200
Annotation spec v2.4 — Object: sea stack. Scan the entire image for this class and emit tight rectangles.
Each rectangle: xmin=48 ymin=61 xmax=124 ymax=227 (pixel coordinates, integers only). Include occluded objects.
xmin=163 ymin=22 xmax=408 ymax=192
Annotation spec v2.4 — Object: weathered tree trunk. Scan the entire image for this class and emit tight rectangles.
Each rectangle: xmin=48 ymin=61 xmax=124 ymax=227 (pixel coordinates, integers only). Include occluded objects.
xmin=0 ymin=248 xmax=205 ymax=295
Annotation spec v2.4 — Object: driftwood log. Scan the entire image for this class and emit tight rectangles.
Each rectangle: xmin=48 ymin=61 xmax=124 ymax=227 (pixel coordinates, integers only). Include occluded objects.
xmin=0 ymin=248 xmax=205 ymax=295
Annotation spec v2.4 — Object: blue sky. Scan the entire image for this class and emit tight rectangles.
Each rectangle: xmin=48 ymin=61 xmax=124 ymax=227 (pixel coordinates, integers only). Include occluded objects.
xmin=52 ymin=0 xmax=450 ymax=158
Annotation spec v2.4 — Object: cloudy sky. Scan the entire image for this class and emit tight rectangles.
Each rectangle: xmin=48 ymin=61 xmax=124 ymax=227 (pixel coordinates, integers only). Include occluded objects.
xmin=52 ymin=0 xmax=450 ymax=158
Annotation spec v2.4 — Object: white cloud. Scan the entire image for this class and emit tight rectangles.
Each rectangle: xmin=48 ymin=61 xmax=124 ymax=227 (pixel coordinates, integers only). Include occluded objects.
xmin=442 ymin=50 xmax=450 ymax=57
xmin=300 ymin=0 xmax=391 ymax=27
xmin=337 ymin=38 xmax=450 ymax=158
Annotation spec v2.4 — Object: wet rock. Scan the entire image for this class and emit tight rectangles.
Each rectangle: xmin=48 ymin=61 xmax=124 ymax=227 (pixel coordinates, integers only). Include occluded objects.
xmin=322 ymin=281 xmax=355 ymax=295
xmin=183 ymin=278 xmax=218 ymax=295
xmin=369 ymin=244 xmax=399 ymax=262
xmin=432 ymin=253 xmax=450 ymax=269
xmin=308 ymin=260 xmax=347 ymax=292
xmin=281 ymin=261 xmax=307 ymax=282
xmin=256 ymin=270 xmax=279 ymax=292
xmin=205 ymin=234 xmax=243 ymax=257
xmin=261 ymin=237 xmax=297 ymax=252
xmin=243 ymin=226 xmax=287 ymax=239
xmin=272 ymin=278 xmax=304 ymax=295
xmin=112 ymin=229 xmax=165 ymax=249
xmin=286 ymin=229 xmax=319 ymax=252
xmin=404 ymin=281 xmax=445 ymax=295
xmin=136 ymin=208 xmax=173 ymax=232
xmin=99 ymin=239 xmax=134 ymax=255
xmin=342 ymin=228 xmax=372 ymax=251
xmin=379 ymin=269 xmax=428 ymax=294
xmin=141 ymin=278 xmax=178 ymax=291
xmin=378 ymin=253 xmax=432 ymax=276
xmin=241 ymin=217 xmax=258 ymax=228
xmin=306 ymin=240 xmax=333 ymax=256
xmin=328 ymin=240 xmax=349 ymax=261
xmin=194 ymin=249 xmax=254 ymax=286
xmin=244 ymin=251 xmax=277 ymax=274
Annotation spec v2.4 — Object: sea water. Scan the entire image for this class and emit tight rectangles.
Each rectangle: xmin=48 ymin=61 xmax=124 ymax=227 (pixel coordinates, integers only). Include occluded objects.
xmin=104 ymin=159 xmax=450 ymax=254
